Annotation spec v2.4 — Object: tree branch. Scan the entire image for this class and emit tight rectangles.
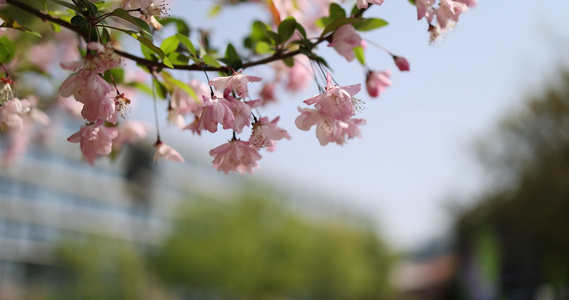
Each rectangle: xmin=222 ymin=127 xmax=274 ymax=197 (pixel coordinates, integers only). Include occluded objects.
xmin=5 ymin=0 xmax=364 ymax=73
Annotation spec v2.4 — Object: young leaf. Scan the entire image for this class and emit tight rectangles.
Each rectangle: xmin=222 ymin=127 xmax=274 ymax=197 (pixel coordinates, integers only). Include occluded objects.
xmin=0 ymin=20 xmax=42 ymax=38
xmin=329 ymin=3 xmax=346 ymax=20
xmin=203 ymin=55 xmax=221 ymax=68
xmin=320 ymin=17 xmax=364 ymax=38
xmin=132 ymin=34 xmax=173 ymax=68
xmin=0 ymin=37 xmax=15 ymax=63
xmin=161 ymin=35 xmax=180 ymax=55
xmin=353 ymin=18 xmax=389 ymax=31
xmin=255 ymin=41 xmax=272 ymax=54
xmin=266 ymin=31 xmax=282 ymax=45
xmin=70 ymin=15 xmax=88 ymax=27
xmin=175 ymin=33 xmax=196 ymax=57
xmin=353 ymin=46 xmax=365 ymax=65
xmin=283 ymin=57 xmax=294 ymax=67
xmin=110 ymin=8 xmax=152 ymax=36
xmin=225 ymin=43 xmax=240 ymax=63
xmin=278 ymin=17 xmax=297 ymax=42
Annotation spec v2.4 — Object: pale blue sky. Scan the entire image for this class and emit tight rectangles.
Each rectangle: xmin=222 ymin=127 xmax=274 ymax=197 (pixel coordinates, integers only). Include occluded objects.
xmin=145 ymin=0 xmax=569 ymax=249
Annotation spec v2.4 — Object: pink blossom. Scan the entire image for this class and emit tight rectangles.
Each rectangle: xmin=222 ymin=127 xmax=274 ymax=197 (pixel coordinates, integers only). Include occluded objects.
xmin=0 ymin=98 xmax=31 ymax=130
xmin=259 ymin=82 xmax=277 ymax=105
xmin=313 ymin=117 xmax=366 ymax=146
xmin=59 ymin=68 xmax=114 ymax=104
xmin=286 ymin=56 xmax=313 ymax=92
xmin=416 ymin=0 xmax=436 ymax=20
xmin=198 ymin=95 xmax=234 ymax=133
xmin=295 ymin=107 xmax=321 ymax=131
xmin=209 ymin=72 xmax=262 ymax=97
xmin=123 ymin=0 xmax=170 ymax=29
xmin=67 ymin=120 xmax=119 ymax=165
xmin=356 ymin=0 xmax=384 ymax=9
xmin=393 ymin=56 xmax=410 ymax=72
xmin=436 ymin=0 xmax=468 ymax=29
xmin=328 ymin=25 xmax=363 ymax=62
xmin=366 ymin=70 xmax=391 ymax=98
xmin=454 ymin=0 xmax=476 ymax=7
xmin=209 ymin=140 xmax=262 ymax=174
xmin=303 ymin=72 xmax=361 ymax=121
xmin=81 ymin=94 xmax=117 ymax=124
xmin=250 ymin=116 xmax=290 ymax=150
xmin=154 ymin=141 xmax=184 ymax=162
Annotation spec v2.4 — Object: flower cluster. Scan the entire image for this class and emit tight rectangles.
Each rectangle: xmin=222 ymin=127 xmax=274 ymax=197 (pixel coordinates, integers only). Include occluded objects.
xmin=0 ymin=0 xmax=476 ymax=174
xmin=59 ymin=42 xmax=150 ymax=164
xmin=416 ymin=0 xmax=477 ymax=42
xmin=296 ymin=72 xmax=366 ymax=146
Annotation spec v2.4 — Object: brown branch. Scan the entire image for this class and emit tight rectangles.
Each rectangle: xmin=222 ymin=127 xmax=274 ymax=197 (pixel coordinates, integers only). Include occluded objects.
xmin=5 ymin=0 xmax=366 ymax=73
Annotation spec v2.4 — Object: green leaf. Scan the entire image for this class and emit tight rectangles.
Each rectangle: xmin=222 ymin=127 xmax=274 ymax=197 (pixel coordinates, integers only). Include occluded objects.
xmin=408 ymin=0 xmax=416 ymax=5
xmin=203 ymin=55 xmax=221 ymax=68
xmin=70 ymin=15 xmax=88 ymax=27
xmin=329 ymin=3 xmax=346 ymax=20
xmin=353 ymin=46 xmax=365 ymax=65
xmin=266 ymin=31 xmax=282 ymax=45
xmin=0 ymin=37 xmax=15 ymax=63
xmin=101 ymin=28 xmax=111 ymax=44
xmin=109 ymin=8 xmax=152 ymax=36
xmin=161 ymin=35 xmax=179 ymax=55
xmin=175 ymin=33 xmax=196 ymax=57
xmin=283 ymin=57 xmax=294 ymax=67
xmin=255 ymin=41 xmax=272 ymax=54
xmin=353 ymin=18 xmax=389 ymax=31
xmin=278 ymin=17 xmax=297 ymax=42
xmin=315 ymin=17 xmax=332 ymax=29
xmin=168 ymin=53 xmax=189 ymax=65
xmin=0 ymin=20 xmax=42 ymax=38
xmin=250 ymin=21 xmax=271 ymax=41
xmin=350 ymin=4 xmax=360 ymax=17
xmin=320 ymin=17 xmax=364 ymax=37
xmin=153 ymin=77 xmax=168 ymax=99
xmin=132 ymin=34 xmax=173 ymax=68
xmin=225 ymin=43 xmax=240 ymax=63
xmin=295 ymin=23 xmax=307 ymax=39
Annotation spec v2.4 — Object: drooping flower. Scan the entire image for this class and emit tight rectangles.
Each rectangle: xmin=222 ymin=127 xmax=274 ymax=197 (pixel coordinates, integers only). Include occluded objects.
xmin=436 ymin=0 xmax=468 ymax=29
xmin=328 ymin=25 xmax=363 ymax=62
xmin=0 ymin=98 xmax=31 ymax=130
xmin=454 ymin=0 xmax=477 ymax=7
xmin=209 ymin=72 xmax=262 ymax=97
xmin=250 ymin=116 xmax=291 ymax=150
xmin=67 ymin=120 xmax=119 ymax=165
xmin=303 ymin=72 xmax=361 ymax=121
xmin=154 ymin=140 xmax=184 ymax=162
xmin=356 ymin=0 xmax=385 ymax=9
xmin=366 ymin=70 xmax=391 ymax=98
xmin=209 ymin=139 xmax=262 ymax=174
xmin=416 ymin=0 xmax=436 ymax=21
xmin=198 ymin=95 xmax=235 ymax=133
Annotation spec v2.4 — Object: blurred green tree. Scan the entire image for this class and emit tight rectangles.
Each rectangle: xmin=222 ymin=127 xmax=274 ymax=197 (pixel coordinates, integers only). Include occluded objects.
xmin=455 ymin=71 xmax=569 ymax=298
xmin=154 ymin=191 xmax=394 ymax=300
